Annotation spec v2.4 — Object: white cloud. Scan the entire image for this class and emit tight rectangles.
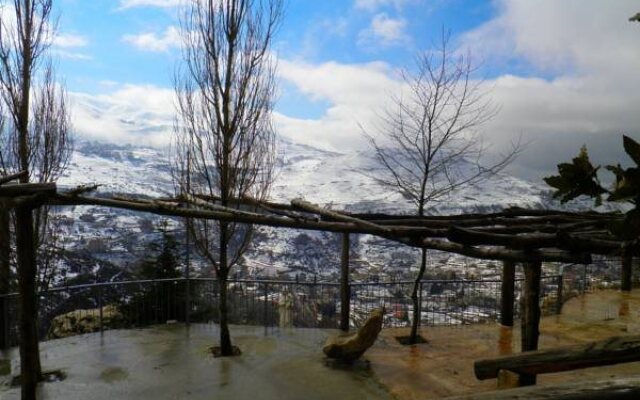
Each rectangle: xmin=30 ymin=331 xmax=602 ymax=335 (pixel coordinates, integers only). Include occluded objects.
xmin=53 ymin=33 xmax=88 ymax=48
xmin=70 ymin=84 xmax=176 ymax=147
xmin=354 ymin=0 xmax=408 ymax=12
xmin=458 ymin=0 xmax=640 ymax=179
xmin=118 ymin=0 xmax=181 ymax=9
xmin=122 ymin=26 xmax=181 ymax=52
xmin=276 ymin=59 xmax=403 ymax=151
xmin=358 ymin=13 xmax=409 ymax=48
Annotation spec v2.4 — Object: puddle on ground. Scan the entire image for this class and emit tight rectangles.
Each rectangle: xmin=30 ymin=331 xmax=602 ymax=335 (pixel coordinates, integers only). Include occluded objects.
xmin=100 ymin=366 xmax=128 ymax=383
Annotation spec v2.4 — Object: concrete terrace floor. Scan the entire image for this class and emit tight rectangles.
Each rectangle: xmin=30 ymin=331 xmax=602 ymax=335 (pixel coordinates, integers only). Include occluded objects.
xmin=1 ymin=289 xmax=640 ymax=399
xmin=367 ymin=288 xmax=640 ymax=399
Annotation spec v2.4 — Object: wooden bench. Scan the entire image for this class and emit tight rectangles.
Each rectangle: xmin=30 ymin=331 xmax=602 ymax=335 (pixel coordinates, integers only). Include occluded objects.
xmin=474 ymin=334 xmax=640 ymax=387
xmin=447 ymin=375 xmax=640 ymax=400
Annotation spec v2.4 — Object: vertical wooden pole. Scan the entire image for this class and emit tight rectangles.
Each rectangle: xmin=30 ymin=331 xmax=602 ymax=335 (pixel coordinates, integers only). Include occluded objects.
xmin=500 ymin=261 xmax=515 ymax=327
xmin=185 ymin=150 xmax=191 ymax=325
xmin=555 ymin=274 xmax=564 ymax=315
xmin=0 ymin=202 xmax=10 ymax=349
xmin=340 ymin=233 xmax=350 ymax=331
xmin=520 ymin=261 xmax=542 ymax=386
xmin=621 ymin=256 xmax=632 ymax=292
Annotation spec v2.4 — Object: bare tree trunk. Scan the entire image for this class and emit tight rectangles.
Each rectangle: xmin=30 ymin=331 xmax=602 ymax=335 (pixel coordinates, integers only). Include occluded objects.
xmin=0 ymin=201 xmax=10 ymax=349
xmin=409 ymin=248 xmax=427 ymax=343
xmin=16 ymin=205 xmax=41 ymax=399
xmin=218 ymin=221 xmax=233 ymax=356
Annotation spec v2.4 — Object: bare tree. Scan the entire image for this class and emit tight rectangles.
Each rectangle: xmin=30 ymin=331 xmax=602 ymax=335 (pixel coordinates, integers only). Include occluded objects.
xmin=0 ymin=0 xmax=71 ymax=397
xmin=174 ymin=0 xmax=281 ymax=356
xmin=365 ymin=33 xmax=519 ymax=344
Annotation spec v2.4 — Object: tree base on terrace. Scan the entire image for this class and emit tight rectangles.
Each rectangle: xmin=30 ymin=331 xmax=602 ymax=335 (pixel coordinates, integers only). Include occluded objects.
xmin=9 ymin=369 xmax=66 ymax=387
xmin=395 ymin=335 xmax=428 ymax=345
xmin=210 ymin=345 xmax=242 ymax=358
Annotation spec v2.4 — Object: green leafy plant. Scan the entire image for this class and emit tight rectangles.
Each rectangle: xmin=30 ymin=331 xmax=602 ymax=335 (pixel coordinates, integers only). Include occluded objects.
xmin=544 ymin=135 xmax=640 ymax=240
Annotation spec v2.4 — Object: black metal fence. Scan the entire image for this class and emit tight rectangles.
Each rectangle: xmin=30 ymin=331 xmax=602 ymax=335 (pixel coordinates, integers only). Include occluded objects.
xmin=0 ymin=274 xmax=573 ymax=348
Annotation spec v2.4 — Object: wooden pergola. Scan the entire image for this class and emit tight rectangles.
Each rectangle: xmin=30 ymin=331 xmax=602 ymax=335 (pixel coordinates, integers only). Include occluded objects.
xmin=1 ymin=173 xmax=639 ymax=395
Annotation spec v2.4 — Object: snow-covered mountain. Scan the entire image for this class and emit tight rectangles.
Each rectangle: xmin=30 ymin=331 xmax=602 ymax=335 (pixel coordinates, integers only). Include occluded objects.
xmin=51 ymin=139 xmax=595 ymax=286
xmin=60 ymin=138 xmax=547 ymax=213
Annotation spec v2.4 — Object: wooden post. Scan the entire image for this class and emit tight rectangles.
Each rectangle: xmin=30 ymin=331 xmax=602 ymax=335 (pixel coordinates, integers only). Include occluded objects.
xmin=340 ymin=233 xmax=350 ymax=331
xmin=500 ymin=261 xmax=515 ymax=327
xmin=556 ymin=274 xmax=564 ymax=315
xmin=520 ymin=261 xmax=542 ymax=386
xmin=0 ymin=201 xmax=10 ymax=349
xmin=621 ymin=256 xmax=632 ymax=292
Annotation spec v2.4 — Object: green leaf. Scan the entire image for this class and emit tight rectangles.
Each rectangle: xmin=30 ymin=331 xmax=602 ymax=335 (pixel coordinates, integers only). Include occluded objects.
xmin=608 ymin=167 xmax=640 ymax=202
xmin=623 ymin=135 xmax=640 ymax=166
xmin=544 ymin=145 xmax=607 ymax=204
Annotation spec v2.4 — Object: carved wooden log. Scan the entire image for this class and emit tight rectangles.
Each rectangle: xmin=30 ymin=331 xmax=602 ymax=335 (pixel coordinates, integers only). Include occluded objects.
xmin=447 ymin=376 xmax=640 ymax=400
xmin=475 ymin=334 xmax=640 ymax=380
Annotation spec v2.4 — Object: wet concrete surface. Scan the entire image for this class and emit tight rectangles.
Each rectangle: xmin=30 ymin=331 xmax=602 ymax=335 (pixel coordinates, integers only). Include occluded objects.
xmin=3 ymin=289 xmax=640 ymax=399
xmin=365 ymin=289 xmax=640 ymax=399
xmin=0 ymin=324 xmax=393 ymax=400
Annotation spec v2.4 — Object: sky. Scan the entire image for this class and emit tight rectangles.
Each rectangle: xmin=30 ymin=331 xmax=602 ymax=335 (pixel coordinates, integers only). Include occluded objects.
xmin=43 ymin=0 xmax=640 ymax=181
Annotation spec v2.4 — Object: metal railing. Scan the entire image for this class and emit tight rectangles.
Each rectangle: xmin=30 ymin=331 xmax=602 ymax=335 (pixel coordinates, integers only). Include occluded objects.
xmin=0 ymin=274 xmax=572 ymax=348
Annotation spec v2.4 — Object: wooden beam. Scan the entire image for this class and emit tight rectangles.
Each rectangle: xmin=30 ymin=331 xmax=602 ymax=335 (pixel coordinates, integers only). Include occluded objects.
xmin=0 ymin=170 xmax=28 ymax=186
xmin=500 ymin=261 xmax=516 ymax=327
xmin=340 ymin=233 xmax=350 ymax=331
xmin=448 ymin=226 xmax=557 ymax=249
xmin=446 ymin=376 xmax=640 ymax=400
xmin=291 ymin=198 xmax=391 ymax=234
xmin=419 ymin=238 xmax=591 ymax=264
xmin=475 ymin=334 xmax=640 ymax=380
xmin=0 ymin=182 xmax=56 ymax=197
xmin=449 ymin=226 xmax=635 ymax=256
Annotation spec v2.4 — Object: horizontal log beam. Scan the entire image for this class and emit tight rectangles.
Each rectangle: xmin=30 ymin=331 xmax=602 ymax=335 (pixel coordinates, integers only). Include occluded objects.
xmin=448 ymin=226 xmax=558 ymax=249
xmin=0 ymin=170 xmax=28 ymax=185
xmin=475 ymin=334 xmax=640 ymax=380
xmin=448 ymin=226 xmax=637 ymax=257
xmin=51 ymin=194 xmax=428 ymax=239
xmin=447 ymin=376 xmax=640 ymax=400
xmin=291 ymin=198 xmax=391 ymax=234
xmin=420 ymin=238 xmax=591 ymax=264
xmin=0 ymin=182 xmax=56 ymax=198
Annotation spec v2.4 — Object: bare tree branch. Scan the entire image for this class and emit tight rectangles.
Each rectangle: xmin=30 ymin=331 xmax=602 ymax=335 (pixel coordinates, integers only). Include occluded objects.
xmin=173 ymin=0 xmax=282 ymax=356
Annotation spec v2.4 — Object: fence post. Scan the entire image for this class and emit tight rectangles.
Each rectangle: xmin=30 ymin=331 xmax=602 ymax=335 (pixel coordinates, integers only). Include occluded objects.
xmin=340 ymin=233 xmax=350 ymax=331
xmin=418 ymin=281 xmax=423 ymax=328
xmin=0 ymin=296 xmax=6 ymax=349
xmin=556 ymin=274 xmax=564 ymax=315
xmin=622 ymin=256 xmax=632 ymax=292
xmin=98 ymin=286 xmax=104 ymax=333
xmin=263 ymin=282 xmax=268 ymax=327
xmin=501 ymin=261 xmax=516 ymax=327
